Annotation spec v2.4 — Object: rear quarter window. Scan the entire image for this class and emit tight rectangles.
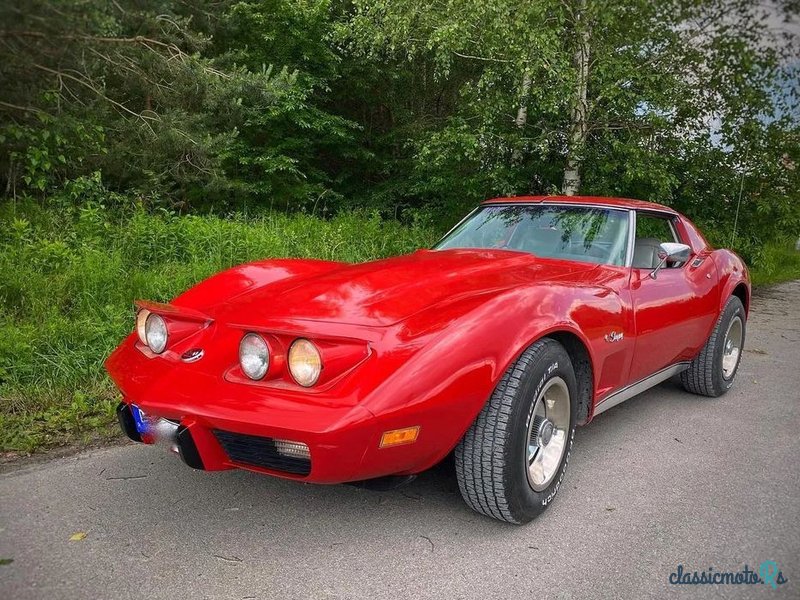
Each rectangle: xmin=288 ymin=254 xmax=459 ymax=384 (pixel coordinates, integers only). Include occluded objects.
xmin=636 ymin=213 xmax=679 ymax=243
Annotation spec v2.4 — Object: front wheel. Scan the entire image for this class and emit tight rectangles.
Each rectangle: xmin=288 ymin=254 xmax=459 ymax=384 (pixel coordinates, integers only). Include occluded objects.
xmin=680 ymin=295 xmax=746 ymax=397
xmin=455 ymin=338 xmax=577 ymax=524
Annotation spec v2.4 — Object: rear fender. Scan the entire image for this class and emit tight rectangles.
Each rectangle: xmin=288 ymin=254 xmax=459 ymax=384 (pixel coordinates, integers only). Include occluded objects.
xmin=712 ymin=250 xmax=751 ymax=316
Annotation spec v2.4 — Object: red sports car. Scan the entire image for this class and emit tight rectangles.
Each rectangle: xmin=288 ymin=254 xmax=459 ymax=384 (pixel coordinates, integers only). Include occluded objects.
xmin=106 ymin=195 xmax=749 ymax=523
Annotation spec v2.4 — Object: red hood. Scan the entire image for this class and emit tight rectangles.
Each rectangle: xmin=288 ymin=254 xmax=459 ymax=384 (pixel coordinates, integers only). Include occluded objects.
xmin=213 ymin=249 xmax=597 ymax=327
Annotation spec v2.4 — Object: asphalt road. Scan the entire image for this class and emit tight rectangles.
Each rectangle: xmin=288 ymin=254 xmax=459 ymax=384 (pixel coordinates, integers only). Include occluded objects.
xmin=2 ymin=281 xmax=799 ymax=600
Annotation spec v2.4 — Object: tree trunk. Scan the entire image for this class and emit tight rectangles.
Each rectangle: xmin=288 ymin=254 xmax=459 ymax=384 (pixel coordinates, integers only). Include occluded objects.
xmin=562 ymin=0 xmax=591 ymax=196
xmin=515 ymin=69 xmax=532 ymax=129
xmin=512 ymin=69 xmax=532 ymax=163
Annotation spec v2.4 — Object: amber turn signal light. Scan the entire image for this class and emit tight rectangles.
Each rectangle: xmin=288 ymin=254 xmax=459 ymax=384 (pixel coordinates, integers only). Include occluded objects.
xmin=379 ymin=426 xmax=420 ymax=448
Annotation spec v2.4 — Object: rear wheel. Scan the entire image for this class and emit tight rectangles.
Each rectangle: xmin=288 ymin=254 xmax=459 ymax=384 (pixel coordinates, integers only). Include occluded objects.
xmin=680 ymin=295 xmax=746 ymax=397
xmin=455 ymin=338 xmax=577 ymax=524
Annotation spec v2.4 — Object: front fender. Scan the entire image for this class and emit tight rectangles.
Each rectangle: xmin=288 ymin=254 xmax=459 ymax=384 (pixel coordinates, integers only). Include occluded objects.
xmin=172 ymin=258 xmax=344 ymax=313
xmin=357 ymin=283 xmax=619 ymax=474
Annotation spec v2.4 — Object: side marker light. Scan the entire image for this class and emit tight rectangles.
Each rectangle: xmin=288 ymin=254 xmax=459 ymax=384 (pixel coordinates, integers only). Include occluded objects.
xmin=379 ymin=426 xmax=420 ymax=448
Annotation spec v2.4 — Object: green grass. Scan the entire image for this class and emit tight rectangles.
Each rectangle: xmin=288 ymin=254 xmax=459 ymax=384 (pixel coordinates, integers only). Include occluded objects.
xmin=749 ymin=240 xmax=800 ymax=287
xmin=0 ymin=201 xmax=436 ymax=452
xmin=1 ymin=200 xmax=798 ymax=453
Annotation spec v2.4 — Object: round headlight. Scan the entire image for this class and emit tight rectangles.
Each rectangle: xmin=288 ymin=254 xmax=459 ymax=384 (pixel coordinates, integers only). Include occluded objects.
xmin=144 ymin=313 xmax=168 ymax=354
xmin=288 ymin=339 xmax=322 ymax=387
xmin=239 ymin=333 xmax=269 ymax=380
xmin=136 ymin=309 xmax=150 ymax=346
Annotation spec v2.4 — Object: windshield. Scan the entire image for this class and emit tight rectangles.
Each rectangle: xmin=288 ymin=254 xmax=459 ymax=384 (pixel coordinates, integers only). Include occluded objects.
xmin=434 ymin=204 xmax=630 ymax=266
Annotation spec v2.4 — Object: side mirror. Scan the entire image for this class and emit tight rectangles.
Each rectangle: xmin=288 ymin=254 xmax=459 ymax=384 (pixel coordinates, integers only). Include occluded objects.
xmin=650 ymin=242 xmax=692 ymax=279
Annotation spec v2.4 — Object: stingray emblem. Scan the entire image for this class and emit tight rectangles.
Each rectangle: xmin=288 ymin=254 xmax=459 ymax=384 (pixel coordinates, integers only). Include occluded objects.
xmin=181 ymin=348 xmax=204 ymax=363
xmin=604 ymin=331 xmax=624 ymax=343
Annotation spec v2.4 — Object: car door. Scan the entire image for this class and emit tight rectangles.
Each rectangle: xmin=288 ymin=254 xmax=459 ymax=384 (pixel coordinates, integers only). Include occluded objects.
xmin=628 ymin=211 xmax=718 ymax=383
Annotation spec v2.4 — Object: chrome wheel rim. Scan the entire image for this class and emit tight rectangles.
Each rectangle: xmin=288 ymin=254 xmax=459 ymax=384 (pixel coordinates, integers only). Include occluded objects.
xmin=722 ymin=316 xmax=743 ymax=379
xmin=526 ymin=377 xmax=570 ymax=492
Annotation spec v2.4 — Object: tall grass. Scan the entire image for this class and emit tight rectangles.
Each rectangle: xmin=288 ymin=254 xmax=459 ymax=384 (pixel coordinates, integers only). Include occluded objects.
xmin=748 ymin=239 xmax=800 ymax=287
xmin=1 ymin=200 xmax=798 ymax=453
xmin=0 ymin=201 xmax=436 ymax=451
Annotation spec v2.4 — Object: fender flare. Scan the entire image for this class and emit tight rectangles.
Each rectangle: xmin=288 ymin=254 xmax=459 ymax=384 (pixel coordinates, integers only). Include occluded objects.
xmin=713 ymin=250 xmax=751 ymax=316
xmin=172 ymin=258 xmax=344 ymax=312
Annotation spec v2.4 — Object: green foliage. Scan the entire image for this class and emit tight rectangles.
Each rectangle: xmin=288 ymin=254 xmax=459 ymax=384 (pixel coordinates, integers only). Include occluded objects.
xmin=0 ymin=109 xmax=106 ymax=194
xmin=0 ymin=197 xmax=435 ymax=451
xmin=340 ymin=0 xmax=799 ymax=233
xmin=0 ymin=0 xmax=360 ymax=210
xmin=1 ymin=0 xmax=797 ymax=237
xmin=748 ymin=239 xmax=800 ymax=287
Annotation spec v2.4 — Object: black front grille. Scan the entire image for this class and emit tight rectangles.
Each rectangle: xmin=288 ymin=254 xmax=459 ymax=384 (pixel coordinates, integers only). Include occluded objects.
xmin=212 ymin=430 xmax=311 ymax=476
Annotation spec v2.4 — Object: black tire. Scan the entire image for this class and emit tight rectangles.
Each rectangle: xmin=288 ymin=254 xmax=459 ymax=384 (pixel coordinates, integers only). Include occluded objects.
xmin=455 ymin=338 xmax=577 ymax=524
xmin=680 ymin=296 xmax=746 ymax=397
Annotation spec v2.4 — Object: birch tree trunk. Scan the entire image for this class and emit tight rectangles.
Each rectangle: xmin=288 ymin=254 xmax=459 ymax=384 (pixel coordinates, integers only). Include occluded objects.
xmin=562 ymin=0 xmax=591 ymax=196
xmin=512 ymin=69 xmax=532 ymax=163
xmin=515 ymin=69 xmax=532 ymax=129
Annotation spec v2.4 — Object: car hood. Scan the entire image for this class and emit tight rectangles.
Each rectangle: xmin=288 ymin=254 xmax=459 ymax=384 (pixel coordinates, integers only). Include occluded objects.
xmin=213 ymin=249 xmax=598 ymax=328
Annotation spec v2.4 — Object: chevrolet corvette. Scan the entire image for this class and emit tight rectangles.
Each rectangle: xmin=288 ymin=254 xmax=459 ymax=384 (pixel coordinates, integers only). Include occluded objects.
xmin=106 ymin=195 xmax=750 ymax=523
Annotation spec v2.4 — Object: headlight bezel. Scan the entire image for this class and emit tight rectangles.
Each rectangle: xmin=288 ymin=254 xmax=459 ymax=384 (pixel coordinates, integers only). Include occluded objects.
xmin=136 ymin=309 xmax=151 ymax=346
xmin=288 ymin=338 xmax=323 ymax=387
xmin=239 ymin=332 xmax=270 ymax=381
xmin=225 ymin=332 xmax=367 ymax=389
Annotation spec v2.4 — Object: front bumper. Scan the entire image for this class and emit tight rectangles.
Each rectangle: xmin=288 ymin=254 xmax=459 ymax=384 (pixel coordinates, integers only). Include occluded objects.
xmin=116 ymin=403 xmax=203 ymax=470
xmin=114 ymin=398 xmax=378 ymax=483
xmin=106 ymin=327 xmax=472 ymax=484
xmin=107 ymin=331 xmax=387 ymax=483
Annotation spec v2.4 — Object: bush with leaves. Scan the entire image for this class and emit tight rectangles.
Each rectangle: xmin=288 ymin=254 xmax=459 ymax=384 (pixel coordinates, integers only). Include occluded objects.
xmin=0 ymin=0 xmax=361 ymax=210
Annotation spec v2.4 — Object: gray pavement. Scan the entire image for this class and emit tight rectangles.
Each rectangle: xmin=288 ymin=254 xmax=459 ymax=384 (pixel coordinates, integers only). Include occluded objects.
xmin=2 ymin=281 xmax=799 ymax=599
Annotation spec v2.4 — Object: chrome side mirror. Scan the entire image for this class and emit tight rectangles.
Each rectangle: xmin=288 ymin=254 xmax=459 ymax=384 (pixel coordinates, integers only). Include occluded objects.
xmin=650 ymin=242 xmax=692 ymax=279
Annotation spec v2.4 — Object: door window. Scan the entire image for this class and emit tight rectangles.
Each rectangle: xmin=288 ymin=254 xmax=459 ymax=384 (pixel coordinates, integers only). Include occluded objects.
xmin=633 ymin=213 xmax=680 ymax=269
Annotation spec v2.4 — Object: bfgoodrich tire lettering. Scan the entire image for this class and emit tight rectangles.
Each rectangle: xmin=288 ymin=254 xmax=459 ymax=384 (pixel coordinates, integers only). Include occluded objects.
xmin=455 ymin=338 xmax=578 ymax=524
xmin=680 ymin=295 xmax=746 ymax=397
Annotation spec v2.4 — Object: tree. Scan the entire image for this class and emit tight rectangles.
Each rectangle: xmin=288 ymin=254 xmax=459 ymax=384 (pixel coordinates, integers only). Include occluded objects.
xmin=0 ymin=0 xmax=358 ymax=210
xmin=341 ymin=0 xmax=799 ymax=233
xmin=562 ymin=0 xmax=590 ymax=195
xmin=1 ymin=0 xmax=797 ymax=257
